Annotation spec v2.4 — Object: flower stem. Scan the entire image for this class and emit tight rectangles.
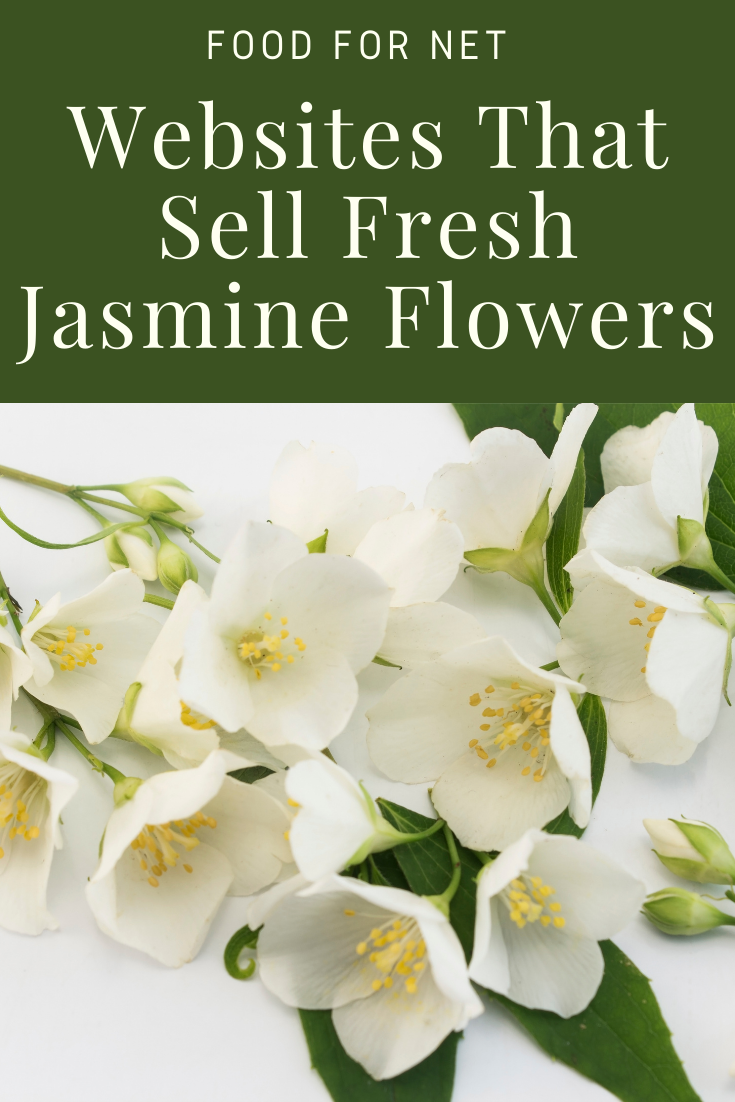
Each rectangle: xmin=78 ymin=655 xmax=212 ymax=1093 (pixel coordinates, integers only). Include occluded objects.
xmin=143 ymin=594 xmax=175 ymax=610
xmin=528 ymin=575 xmax=562 ymax=626
xmin=23 ymin=691 xmax=127 ymax=784
xmin=0 ymin=463 xmax=73 ymax=495
xmin=0 ymin=565 xmax=24 ymax=636
xmin=540 ymin=659 xmax=560 ymax=671
xmin=154 ymin=514 xmax=221 ymax=564
xmin=56 ymin=719 xmax=127 ymax=784
xmin=474 ymin=851 xmax=496 ymax=866
xmin=392 ymin=818 xmax=447 ymax=846
xmin=704 ymin=561 xmax=735 ymax=598
xmin=424 ymin=825 xmax=463 ymax=917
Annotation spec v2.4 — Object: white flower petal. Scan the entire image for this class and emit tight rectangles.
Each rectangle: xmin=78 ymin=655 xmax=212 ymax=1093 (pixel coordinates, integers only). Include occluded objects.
xmin=701 ymin=425 xmax=719 ymax=492
xmin=257 ymin=883 xmax=401 ymax=1009
xmin=530 ymin=834 xmax=645 ymax=940
xmin=246 ymin=647 xmax=358 ymax=750
xmin=333 ymin=967 xmax=468 ymax=1080
xmin=271 ymin=553 xmax=390 ymax=674
xmin=564 ymin=549 xmax=705 ymax=613
xmin=269 ymin=440 xmax=358 ymax=543
xmin=548 ymin=687 xmax=591 ymax=829
xmin=431 ymin=747 xmax=570 ymax=851
xmin=651 ymin=403 xmax=706 ymax=527
xmin=286 ymin=758 xmax=374 ymax=880
xmin=180 ymin=605 xmax=254 ymax=734
xmin=86 ymin=842 xmax=233 ymax=967
xmin=547 ymin=404 xmax=598 ymax=516
xmin=378 ymin=603 xmax=487 ymax=667
xmin=608 ymin=695 xmax=697 ymax=764
xmin=0 ymin=734 xmax=78 ymax=935
xmin=558 ymin=578 xmax=653 ymax=701
xmin=0 ymin=625 xmax=34 ymax=728
xmin=582 ymin=482 xmax=680 ymax=573
xmin=327 ymin=486 xmax=406 ymax=556
xmin=116 ymin=530 xmax=158 ymax=580
xmin=646 ymin=609 xmax=727 ymax=744
xmin=94 ymin=749 xmax=247 ymax=878
xmin=247 ymin=872 xmax=308 ymax=929
xmin=500 ymin=906 xmax=604 ymax=1016
xmin=27 ymin=614 xmax=160 ymax=745
xmin=38 ymin=569 xmax=147 ymax=631
xmin=354 ymin=509 xmax=464 ymax=606
xmin=642 ymin=819 xmax=702 ymax=862
xmin=202 ymin=776 xmax=292 ymax=895
xmin=425 ymin=428 xmax=549 ymax=552
xmin=470 ymin=832 xmax=537 ymax=989
xmin=601 ymin=412 xmax=675 ymax=493
xmin=208 ymin=521 xmax=306 ymax=640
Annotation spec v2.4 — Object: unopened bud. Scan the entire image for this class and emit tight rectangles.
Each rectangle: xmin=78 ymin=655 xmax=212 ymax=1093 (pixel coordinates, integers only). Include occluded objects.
xmin=644 ymin=817 xmax=735 ymax=885
xmin=643 ymin=887 xmax=735 ymax=936
xmin=119 ymin=477 xmax=202 ymax=523
xmin=105 ymin=525 xmax=157 ymax=581
xmin=157 ymin=535 xmax=198 ymax=595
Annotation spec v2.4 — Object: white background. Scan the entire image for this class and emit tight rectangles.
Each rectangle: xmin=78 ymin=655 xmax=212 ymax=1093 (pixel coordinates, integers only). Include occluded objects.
xmin=1 ymin=402 xmax=733 ymax=1102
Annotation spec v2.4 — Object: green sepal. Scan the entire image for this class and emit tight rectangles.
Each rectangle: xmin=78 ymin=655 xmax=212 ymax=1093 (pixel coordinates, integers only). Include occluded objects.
xmin=307 ymin=529 xmax=328 ymax=553
xmin=653 ymin=853 xmax=734 ymax=886
xmin=672 ymin=818 xmax=735 ymax=883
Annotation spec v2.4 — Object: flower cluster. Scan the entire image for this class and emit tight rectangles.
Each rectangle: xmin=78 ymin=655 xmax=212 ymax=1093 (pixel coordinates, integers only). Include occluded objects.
xmin=0 ymin=401 xmax=731 ymax=1088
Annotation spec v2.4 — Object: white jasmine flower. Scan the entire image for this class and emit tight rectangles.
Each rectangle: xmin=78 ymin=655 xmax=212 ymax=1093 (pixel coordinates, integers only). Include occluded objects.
xmin=367 ymin=637 xmax=592 ymax=851
xmin=179 ymin=521 xmax=391 ymax=751
xmin=86 ymin=749 xmax=292 ymax=967
xmin=558 ymin=549 xmax=733 ymax=764
xmin=105 ymin=525 xmax=158 ymax=581
xmin=269 ymin=440 xmax=405 ymax=555
xmin=585 ymin=404 xmax=721 ymax=579
xmin=20 ymin=571 xmax=160 ymax=745
xmin=251 ymin=874 xmax=483 ymax=1079
xmin=470 ymin=829 xmax=645 ymax=1016
xmin=284 ymin=755 xmax=443 ymax=881
xmin=424 ymin=404 xmax=597 ymax=613
xmin=600 ymin=408 xmax=716 ymax=494
xmin=0 ymin=730 xmax=78 ymax=935
xmin=0 ymin=621 xmax=33 ymax=728
xmin=269 ymin=441 xmax=468 ymax=664
xmin=120 ymin=477 xmax=203 ymax=523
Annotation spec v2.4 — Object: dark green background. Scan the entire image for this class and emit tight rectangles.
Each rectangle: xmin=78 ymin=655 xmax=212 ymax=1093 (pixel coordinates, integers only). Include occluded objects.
xmin=3 ymin=1 xmax=732 ymax=398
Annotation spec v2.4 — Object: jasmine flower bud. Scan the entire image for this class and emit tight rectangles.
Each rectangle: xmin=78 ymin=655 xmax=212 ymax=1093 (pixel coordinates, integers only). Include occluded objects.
xmin=644 ymin=817 xmax=735 ymax=885
xmin=119 ymin=477 xmax=202 ymax=522
xmin=156 ymin=535 xmax=198 ymax=595
xmin=642 ymin=887 xmax=735 ymax=936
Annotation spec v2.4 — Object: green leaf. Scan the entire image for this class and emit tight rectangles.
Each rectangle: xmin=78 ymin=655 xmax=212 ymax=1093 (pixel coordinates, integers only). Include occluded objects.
xmin=696 ymin=403 xmax=735 ymax=589
xmin=453 ymin=403 xmax=560 ymax=457
xmin=377 ymin=800 xmax=482 ymax=962
xmin=228 ymin=765 xmax=274 ymax=784
xmin=299 ymin=1010 xmax=459 ymax=1102
xmin=493 ymin=940 xmax=702 ymax=1102
xmin=544 ymin=692 xmax=608 ymax=837
xmin=546 ymin=449 xmax=586 ymax=614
